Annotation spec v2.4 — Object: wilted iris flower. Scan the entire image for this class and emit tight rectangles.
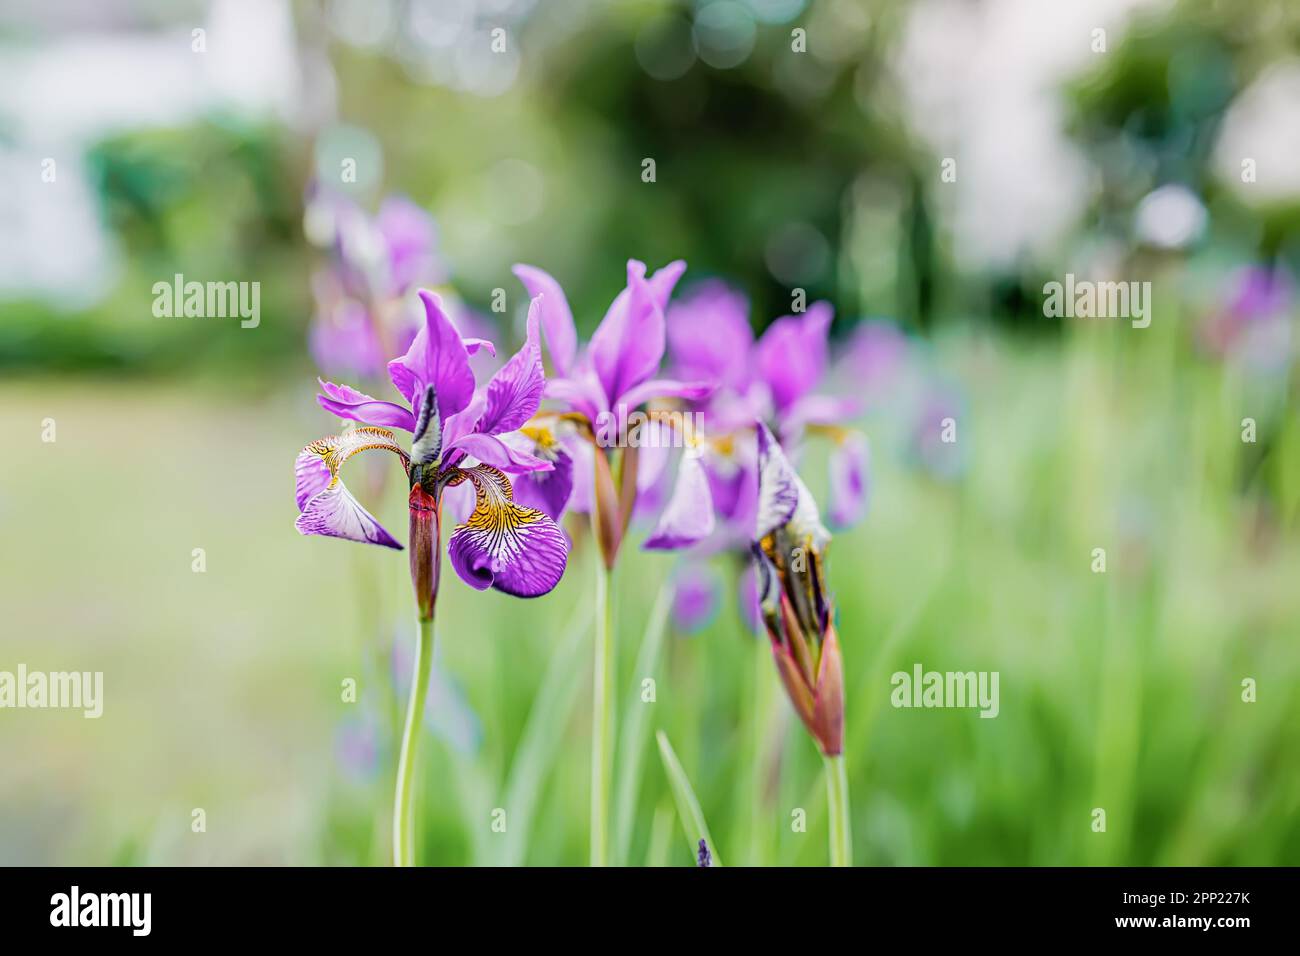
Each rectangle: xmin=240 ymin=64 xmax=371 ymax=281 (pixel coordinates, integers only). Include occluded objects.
xmin=294 ymin=289 xmax=568 ymax=866
xmin=752 ymin=421 xmax=852 ymax=866
xmin=512 ymin=258 xmax=715 ymax=866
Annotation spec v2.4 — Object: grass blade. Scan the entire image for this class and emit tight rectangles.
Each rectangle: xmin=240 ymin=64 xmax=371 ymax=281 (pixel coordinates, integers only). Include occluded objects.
xmin=655 ymin=729 xmax=722 ymax=867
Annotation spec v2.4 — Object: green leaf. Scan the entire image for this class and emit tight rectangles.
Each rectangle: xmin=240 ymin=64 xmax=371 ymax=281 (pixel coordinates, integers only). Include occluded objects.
xmin=655 ymin=729 xmax=721 ymax=867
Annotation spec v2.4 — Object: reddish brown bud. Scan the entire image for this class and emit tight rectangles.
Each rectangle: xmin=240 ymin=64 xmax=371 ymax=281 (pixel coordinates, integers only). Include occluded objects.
xmin=408 ymin=484 xmax=441 ymax=621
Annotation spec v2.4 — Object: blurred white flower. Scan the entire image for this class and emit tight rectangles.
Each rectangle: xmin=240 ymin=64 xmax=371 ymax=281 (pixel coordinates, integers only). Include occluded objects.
xmin=1134 ymin=184 xmax=1207 ymax=250
xmin=1214 ymin=59 xmax=1300 ymax=204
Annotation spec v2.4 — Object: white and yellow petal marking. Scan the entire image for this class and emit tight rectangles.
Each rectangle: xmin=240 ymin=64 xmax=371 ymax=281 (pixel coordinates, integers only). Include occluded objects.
xmin=294 ymin=426 xmax=409 ymax=549
xmin=446 ymin=464 xmax=568 ymax=597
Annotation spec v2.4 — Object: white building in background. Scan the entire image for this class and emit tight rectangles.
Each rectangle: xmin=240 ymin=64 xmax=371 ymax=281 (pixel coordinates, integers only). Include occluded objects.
xmin=0 ymin=0 xmax=302 ymax=308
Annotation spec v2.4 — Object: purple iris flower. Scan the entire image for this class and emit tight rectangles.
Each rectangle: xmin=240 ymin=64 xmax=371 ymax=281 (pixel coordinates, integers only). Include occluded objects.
xmin=655 ymin=281 xmax=871 ymax=633
xmin=294 ymin=290 xmax=568 ymax=601
xmin=665 ymin=280 xmax=870 ymax=537
xmin=512 ymin=259 xmax=716 ymax=566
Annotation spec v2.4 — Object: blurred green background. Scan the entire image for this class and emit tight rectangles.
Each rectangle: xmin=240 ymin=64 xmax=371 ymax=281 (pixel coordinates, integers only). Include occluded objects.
xmin=2 ymin=0 xmax=1298 ymax=866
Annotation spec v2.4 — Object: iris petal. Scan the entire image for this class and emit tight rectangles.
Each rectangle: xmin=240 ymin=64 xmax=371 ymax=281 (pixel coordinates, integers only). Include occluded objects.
xmin=512 ymin=264 xmax=577 ymax=376
xmin=446 ymin=465 xmax=569 ymax=597
xmin=755 ymin=421 xmax=829 ymax=547
xmin=387 ymin=291 xmax=475 ymax=424
xmin=294 ymin=427 xmax=409 ymax=549
xmin=644 ymin=450 xmax=716 ymax=550
xmin=753 ymin=301 xmax=833 ymax=414
xmin=317 ymin=378 xmax=417 ymax=432
xmin=443 ymin=431 xmax=554 ymax=473
xmin=477 ymin=297 xmax=544 ymax=435
xmin=589 ymin=259 xmax=685 ymax=407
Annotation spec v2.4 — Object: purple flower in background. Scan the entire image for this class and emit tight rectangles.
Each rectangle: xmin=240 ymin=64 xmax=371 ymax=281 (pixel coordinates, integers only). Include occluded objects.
xmin=655 ymin=281 xmax=873 ymax=633
xmin=670 ymin=561 xmax=722 ymax=634
xmin=832 ymin=319 xmax=910 ymax=410
xmin=907 ymin=386 xmax=965 ymax=481
xmin=512 ymin=259 xmax=716 ymax=568
xmin=665 ymin=281 xmax=870 ymax=538
xmin=1200 ymin=265 xmax=1295 ymax=372
xmin=305 ymin=188 xmax=452 ymax=381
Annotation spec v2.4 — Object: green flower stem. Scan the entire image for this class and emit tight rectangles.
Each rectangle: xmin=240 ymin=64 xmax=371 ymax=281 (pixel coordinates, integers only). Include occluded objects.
xmin=393 ymin=615 xmax=434 ymax=867
xmin=590 ymin=556 xmax=614 ymax=866
xmin=824 ymin=752 xmax=853 ymax=867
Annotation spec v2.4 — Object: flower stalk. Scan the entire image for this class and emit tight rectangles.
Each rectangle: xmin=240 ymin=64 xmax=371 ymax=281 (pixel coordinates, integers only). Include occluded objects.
xmin=823 ymin=752 xmax=852 ymax=867
xmin=393 ymin=481 xmax=441 ymax=867
xmin=394 ymin=614 xmax=434 ymax=867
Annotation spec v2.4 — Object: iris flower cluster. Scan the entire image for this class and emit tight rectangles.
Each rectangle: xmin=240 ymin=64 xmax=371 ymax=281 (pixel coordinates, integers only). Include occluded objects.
xmin=295 ymin=249 xmax=864 ymax=866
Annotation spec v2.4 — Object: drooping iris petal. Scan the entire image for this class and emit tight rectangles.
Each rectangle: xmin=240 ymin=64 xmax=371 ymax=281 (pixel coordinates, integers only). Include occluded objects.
xmin=644 ymin=451 xmax=716 ymax=550
xmin=753 ymin=301 xmax=833 ymax=414
xmin=317 ymin=379 xmax=418 ymax=432
xmin=476 ymin=297 xmax=544 ymax=435
xmin=589 ymin=259 xmax=685 ymax=406
xmin=294 ymin=427 xmax=410 ymax=549
xmin=294 ymin=448 xmax=332 ymax=511
xmin=512 ymin=264 xmax=577 ymax=376
xmin=388 ymin=291 xmax=475 ymax=425
xmin=666 ymin=280 xmax=754 ymax=390
xmin=443 ymin=431 xmax=554 ymax=474
xmin=706 ymin=448 xmax=758 ymax=538
xmin=446 ymin=465 xmax=569 ymax=597
xmin=828 ymin=432 xmax=870 ymax=528
xmin=634 ymin=420 xmax=675 ymax=492
xmin=563 ymin=434 xmax=594 ymax=514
